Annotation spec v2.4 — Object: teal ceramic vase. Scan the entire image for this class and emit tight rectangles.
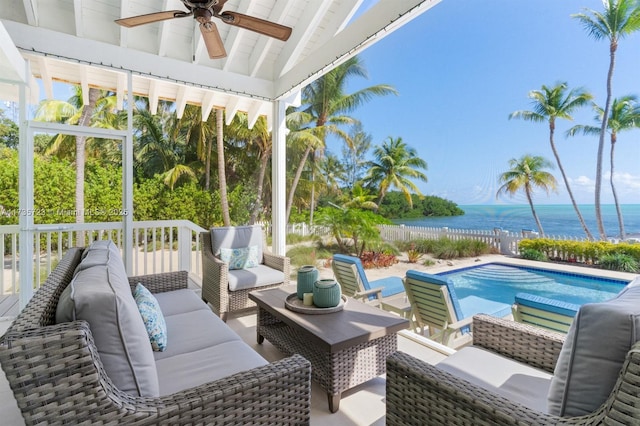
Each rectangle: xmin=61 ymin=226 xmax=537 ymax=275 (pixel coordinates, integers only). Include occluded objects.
xmin=297 ymin=265 xmax=318 ymax=299
xmin=313 ymin=278 xmax=342 ymax=308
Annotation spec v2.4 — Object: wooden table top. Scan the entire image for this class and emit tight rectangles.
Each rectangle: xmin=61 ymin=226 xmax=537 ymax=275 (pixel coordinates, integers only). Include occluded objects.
xmin=249 ymin=285 xmax=410 ymax=353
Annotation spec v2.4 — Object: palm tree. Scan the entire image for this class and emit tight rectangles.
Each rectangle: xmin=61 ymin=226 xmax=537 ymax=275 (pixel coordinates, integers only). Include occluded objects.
xmin=288 ymin=55 xmax=397 ymax=223
xmin=343 ymin=184 xmax=378 ymax=210
xmin=497 ymin=155 xmax=558 ymax=237
xmin=509 ymin=82 xmax=594 ymax=240
xmin=215 ymin=108 xmax=231 ymax=226
xmin=342 ymin=123 xmax=372 ymax=189
xmin=363 ymin=136 xmax=428 ymax=208
xmin=567 ymin=95 xmax=640 ymax=239
xmin=572 ymin=0 xmax=640 ymax=239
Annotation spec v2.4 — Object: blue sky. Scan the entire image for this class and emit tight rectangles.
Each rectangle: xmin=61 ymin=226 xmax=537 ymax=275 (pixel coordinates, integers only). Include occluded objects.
xmin=333 ymin=0 xmax=640 ymax=206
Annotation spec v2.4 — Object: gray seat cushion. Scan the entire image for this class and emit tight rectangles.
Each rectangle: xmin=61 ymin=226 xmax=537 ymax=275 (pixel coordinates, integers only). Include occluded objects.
xmin=437 ymin=346 xmax=552 ymax=412
xmin=155 ymin=340 xmax=268 ymax=396
xmin=154 ymin=288 xmax=210 ymax=317
xmin=55 ymin=241 xmax=159 ymax=397
xmin=547 ymin=284 xmax=640 ymax=417
xmin=227 ymin=264 xmax=285 ymax=291
xmin=153 ymin=308 xmax=242 ymax=361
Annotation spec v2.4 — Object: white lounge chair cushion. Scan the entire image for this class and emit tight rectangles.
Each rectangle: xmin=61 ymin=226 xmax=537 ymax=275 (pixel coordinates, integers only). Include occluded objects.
xmin=437 ymin=346 xmax=552 ymax=412
xmin=547 ymin=284 xmax=640 ymax=417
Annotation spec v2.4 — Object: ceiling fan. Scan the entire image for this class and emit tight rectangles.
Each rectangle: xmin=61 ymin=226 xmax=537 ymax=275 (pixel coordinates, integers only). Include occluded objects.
xmin=115 ymin=0 xmax=292 ymax=59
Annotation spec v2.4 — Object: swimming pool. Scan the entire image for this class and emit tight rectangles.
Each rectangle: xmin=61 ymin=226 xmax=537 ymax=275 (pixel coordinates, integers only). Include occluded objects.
xmin=437 ymin=263 xmax=629 ymax=306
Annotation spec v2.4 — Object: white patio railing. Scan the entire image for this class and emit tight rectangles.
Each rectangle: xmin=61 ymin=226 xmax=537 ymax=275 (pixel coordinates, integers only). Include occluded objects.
xmin=0 ymin=220 xmax=207 ymax=296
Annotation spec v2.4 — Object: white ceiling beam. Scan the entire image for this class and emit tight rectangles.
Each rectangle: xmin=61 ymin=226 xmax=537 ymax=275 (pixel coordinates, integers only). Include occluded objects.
xmin=201 ymin=91 xmax=215 ymax=122
xmin=118 ymin=0 xmax=129 ymax=47
xmin=73 ymin=0 xmax=83 ymax=37
xmin=37 ymin=56 xmax=53 ymax=99
xmin=0 ymin=22 xmax=29 ymax=84
xmin=21 ymin=0 xmax=38 ymax=26
xmin=175 ymin=85 xmax=188 ymax=118
xmin=246 ymin=101 xmax=262 ymax=129
xmin=192 ymin=22 xmax=205 ymax=63
xmin=221 ymin=1 xmax=254 ymax=71
xmin=3 ymin=20 xmax=276 ymax=99
xmin=274 ymin=0 xmax=332 ymax=78
xmin=224 ymin=97 xmax=240 ymax=125
xmin=248 ymin=0 xmax=295 ymax=78
xmin=148 ymin=79 xmax=159 ymax=115
xmin=116 ymin=72 xmax=126 ymax=110
xmin=158 ymin=0 xmax=172 ymax=57
xmin=80 ymin=65 xmax=89 ymax=105
xmin=275 ymin=0 xmax=441 ymax=98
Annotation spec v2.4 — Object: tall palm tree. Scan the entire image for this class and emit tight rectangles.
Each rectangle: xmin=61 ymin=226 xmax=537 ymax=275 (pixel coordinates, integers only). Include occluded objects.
xmin=497 ymin=155 xmax=558 ymax=237
xmin=342 ymin=123 xmax=372 ymax=189
xmin=215 ymin=108 xmax=231 ymax=226
xmin=567 ymin=95 xmax=640 ymax=239
xmin=289 ymin=55 xmax=397 ymax=223
xmin=363 ymin=136 xmax=428 ymax=207
xmin=572 ymin=0 xmax=640 ymax=239
xmin=509 ymin=82 xmax=594 ymax=240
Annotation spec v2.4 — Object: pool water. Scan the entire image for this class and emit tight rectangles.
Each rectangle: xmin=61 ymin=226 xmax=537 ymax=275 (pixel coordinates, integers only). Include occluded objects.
xmin=437 ymin=263 xmax=628 ymax=306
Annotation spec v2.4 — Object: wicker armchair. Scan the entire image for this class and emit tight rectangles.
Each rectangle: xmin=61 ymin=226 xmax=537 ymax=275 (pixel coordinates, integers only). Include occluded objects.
xmin=0 ymin=248 xmax=311 ymax=425
xmin=386 ymin=314 xmax=640 ymax=425
xmin=201 ymin=226 xmax=290 ymax=321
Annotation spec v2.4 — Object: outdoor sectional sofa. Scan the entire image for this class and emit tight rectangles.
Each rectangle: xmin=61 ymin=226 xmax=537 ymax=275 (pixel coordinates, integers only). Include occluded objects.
xmin=386 ymin=278 xmax=640 ymax=426
xmin=0 ymin=241 xmax=311 ymax=425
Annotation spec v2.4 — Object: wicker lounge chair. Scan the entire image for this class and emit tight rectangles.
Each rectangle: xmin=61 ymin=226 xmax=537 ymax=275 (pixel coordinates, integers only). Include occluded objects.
xmin=201 ymin=225 xmax=290 ymax=321
xmin=388 ymin=280 xmax=640 ymax=425
xmin=331 ymin=254 xmax=405 ymax=304
xmin=512 ymin=292 xmax=579 ymax=333
xmin=403 ymin=270 xmax=511 ymax=347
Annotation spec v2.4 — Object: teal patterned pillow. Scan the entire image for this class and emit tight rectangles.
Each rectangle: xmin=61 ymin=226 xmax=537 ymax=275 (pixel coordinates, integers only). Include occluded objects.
xmin=134 ymin=283 xmax=167 ymax=351
xmin=219 ymin=245 xmax=259 ymax=270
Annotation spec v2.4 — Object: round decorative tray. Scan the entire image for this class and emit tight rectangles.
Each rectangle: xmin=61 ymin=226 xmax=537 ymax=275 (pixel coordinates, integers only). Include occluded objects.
xmin=284 ymin=293 xmax=347 ymax=314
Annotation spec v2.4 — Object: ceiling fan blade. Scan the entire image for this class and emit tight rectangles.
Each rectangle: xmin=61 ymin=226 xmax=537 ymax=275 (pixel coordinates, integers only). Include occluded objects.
xmin=218 ymin=12 xmax=292 ymax=41
xmin=200 ymin=23 xmax=227 ymax=59
xmin=115 ymin=10 xmax=189 ymax=28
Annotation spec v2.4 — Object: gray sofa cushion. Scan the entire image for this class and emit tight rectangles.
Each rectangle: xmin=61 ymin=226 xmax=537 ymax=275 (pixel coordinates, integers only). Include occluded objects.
xmin=547 ymin=284 xmax=640 ymax=417
xmin=227 ymin=264 xmax=285 ymax=291
xmin=437 ymin=346 xmax=552 ymax=412
xmin=55 ymin=243 xmax=160 ymax=398
xmin=153 ymin=309 xmax=242 ymax=361
xmin=153 ymin=288 xmax=211 ymax=316
xmin=211 ymin=225 xmax=264 ymax=264
xmin=155 ymin=340 xmax=268 ymax=396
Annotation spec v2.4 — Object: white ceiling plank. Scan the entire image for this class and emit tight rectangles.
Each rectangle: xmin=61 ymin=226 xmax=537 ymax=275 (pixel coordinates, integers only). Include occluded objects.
xmin=21 ymin=0 xmax=38 ymax=26
xmin=192 ymin=24 xmax=204 ymax=64
xmin=116 ymin=72 xmax=126 ymax=110
xmin=0 ymin=22 xmax=29 ymax=84
xmin=275 ymin=0 xmax=441 ymax=99
xmin=73 ymin=0 xmax=83 ymax=37
xmin=37 ymin=57 xmax=53 ymax=99
xmin=148 ymin=79 xmax=159 ymax=115
xmin=118 ymin=0 xmax=129 ymax=47
xmin=221 ymin=1 xmax=254 ymax=72
xmin=3 ymin=20 xmax=276 ymax=100
xmin=158 ymin=0 xmax=172 ymax=57
xmin=201 ymin=91 xmax=215 ymax=122
xmin=175 ymin=85 xmax=187 ymax=118
xmin=273 ymin=0 xmax=332 ymax=78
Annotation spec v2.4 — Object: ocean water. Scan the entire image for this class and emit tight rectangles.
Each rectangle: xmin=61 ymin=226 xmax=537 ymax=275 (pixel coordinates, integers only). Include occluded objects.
xmin=395 ymin=204 xmax=640 ymax=239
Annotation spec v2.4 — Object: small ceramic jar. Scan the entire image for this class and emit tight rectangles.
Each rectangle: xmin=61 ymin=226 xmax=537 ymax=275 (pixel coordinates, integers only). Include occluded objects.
xmin=296 ymin=265 xmax=318 ymax=299
xmin=313 ymin=278 xmax=342 ymax=308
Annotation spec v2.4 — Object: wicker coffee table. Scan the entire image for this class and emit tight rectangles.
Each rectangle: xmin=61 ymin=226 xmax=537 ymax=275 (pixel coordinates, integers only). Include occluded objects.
xmin=249 ymin=285 xmax=409 ymax=413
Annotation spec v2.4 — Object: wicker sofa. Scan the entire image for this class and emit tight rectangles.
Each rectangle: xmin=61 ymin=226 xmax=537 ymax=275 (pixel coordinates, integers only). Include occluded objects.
xmin=386 ymin=314 xmax=640 ymax=425
xmin=0 ymin=245 xmax=311 ymax=425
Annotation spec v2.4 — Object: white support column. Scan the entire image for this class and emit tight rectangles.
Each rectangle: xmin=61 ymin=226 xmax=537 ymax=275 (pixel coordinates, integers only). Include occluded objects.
xmin=18 ymin=63 xmax=34 ymax=309
xmin=271 ymin=99 xmax=287 ymax=255
xmin=122 ymin=71 xmax=134 ymax=274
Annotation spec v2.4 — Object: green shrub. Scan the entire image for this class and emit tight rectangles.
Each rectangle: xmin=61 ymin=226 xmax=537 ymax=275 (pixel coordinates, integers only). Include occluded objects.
xmin=599 ymin=253 xmax=639 ymax=272
xmin=520 ymin=248 xmax=547 ymax=262
xmin=286 ymin=245 xmax=332 ymax=270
